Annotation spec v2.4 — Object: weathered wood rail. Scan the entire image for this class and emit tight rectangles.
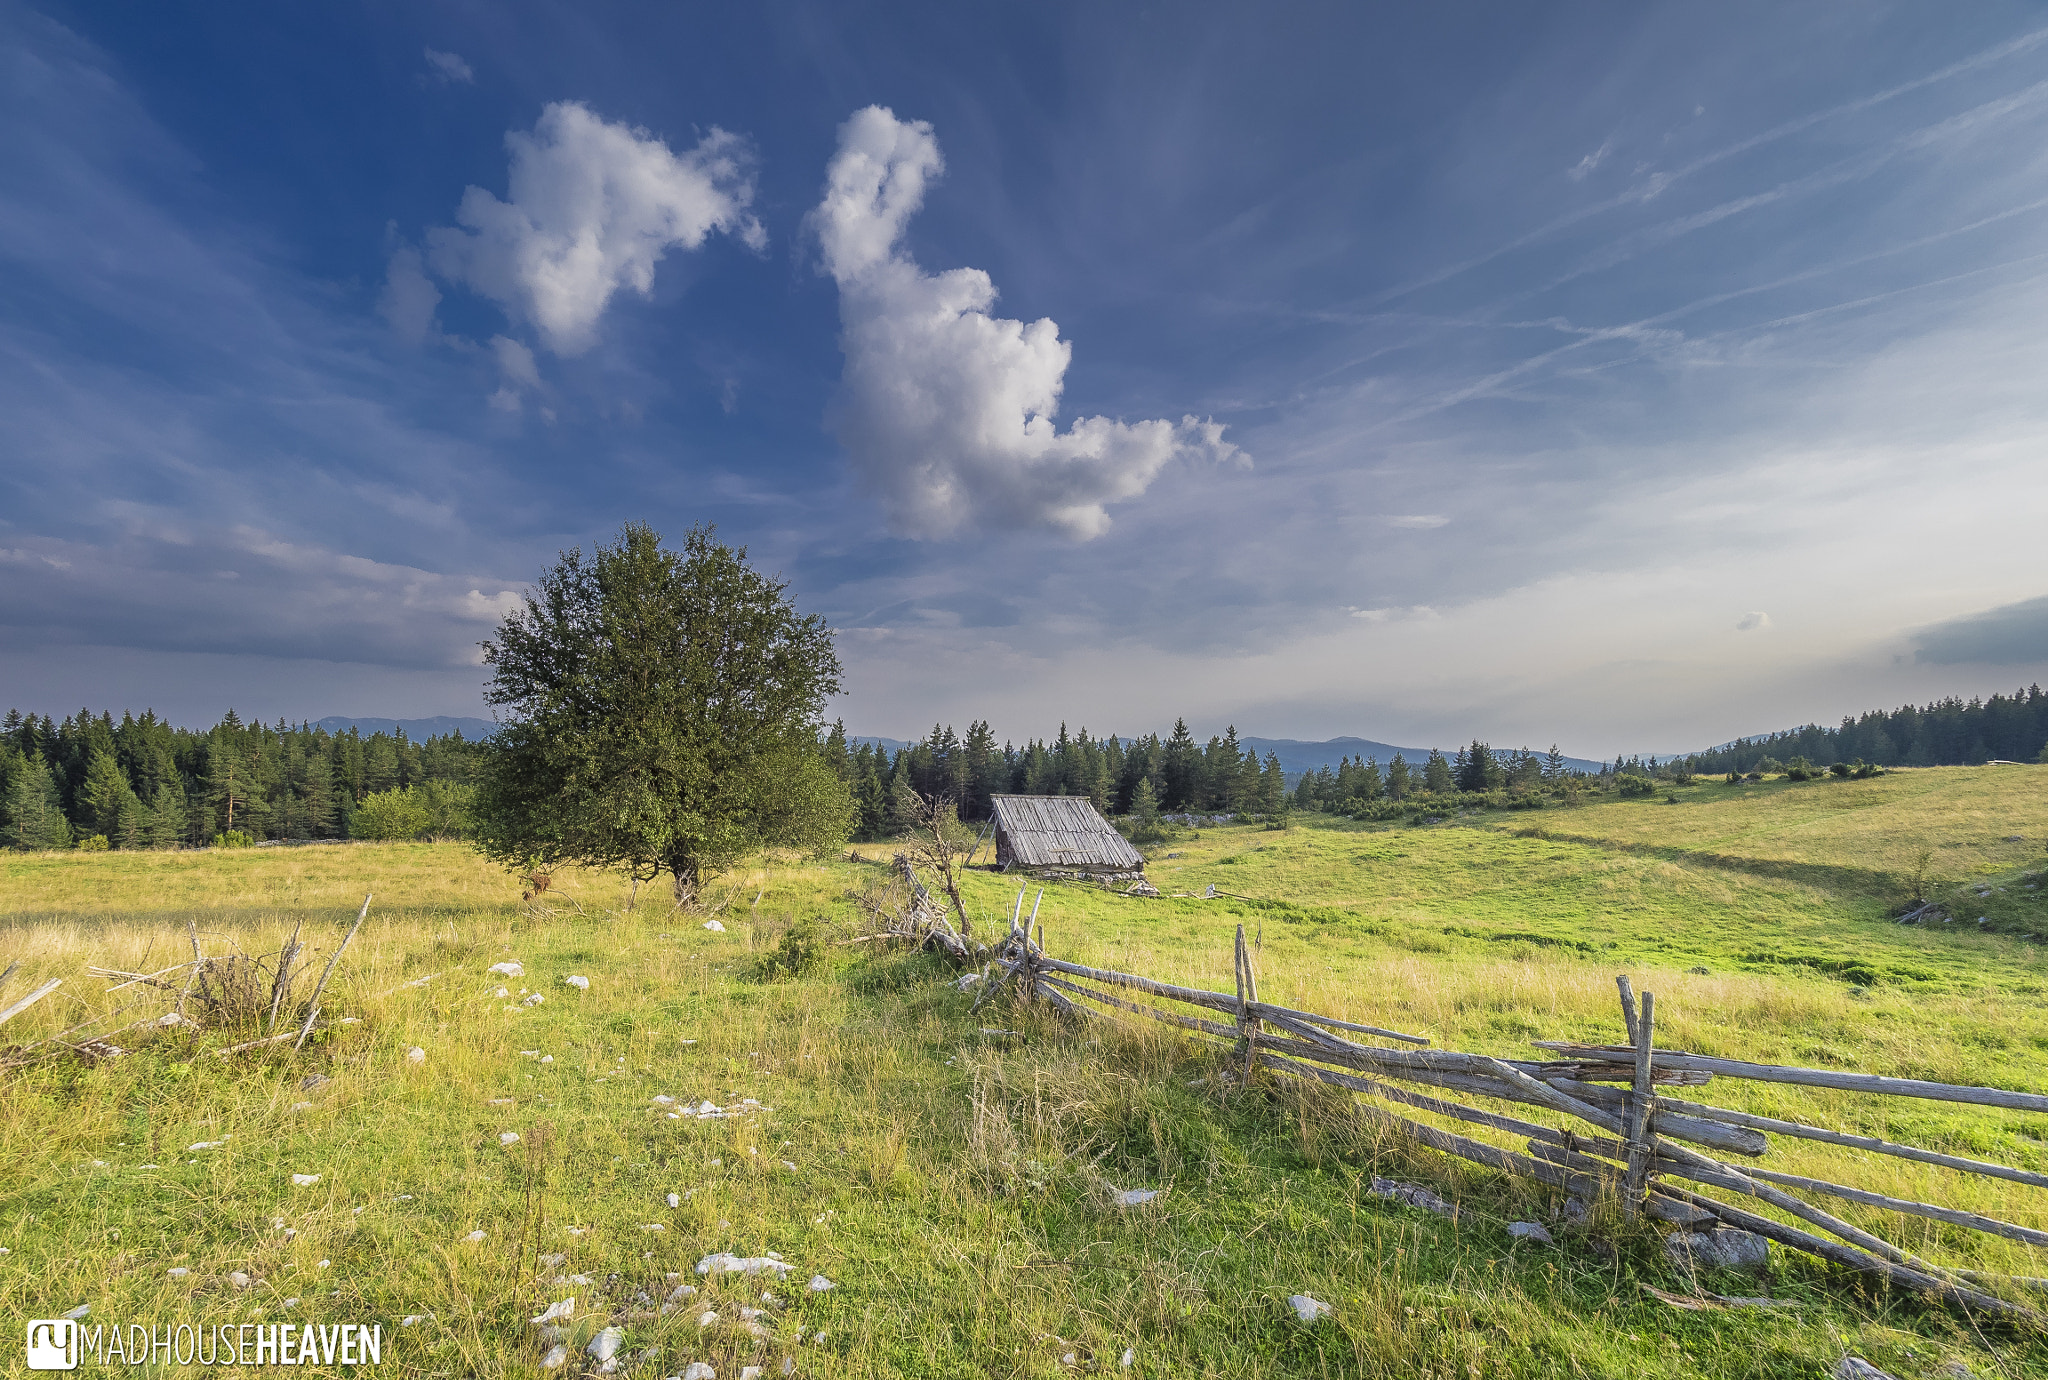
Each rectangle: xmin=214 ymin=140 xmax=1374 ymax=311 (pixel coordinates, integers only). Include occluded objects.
xmin=985 ymin=905 xmax=2048 ymax=1321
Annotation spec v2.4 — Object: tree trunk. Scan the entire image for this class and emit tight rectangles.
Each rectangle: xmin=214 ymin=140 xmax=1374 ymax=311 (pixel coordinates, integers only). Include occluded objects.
xmin=670 ymin=857 xmax=702 ymax=908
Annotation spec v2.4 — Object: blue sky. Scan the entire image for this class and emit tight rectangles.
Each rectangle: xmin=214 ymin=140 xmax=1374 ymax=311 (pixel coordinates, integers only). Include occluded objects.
xmin=4 ymin=2 xmax=2047 ymax=756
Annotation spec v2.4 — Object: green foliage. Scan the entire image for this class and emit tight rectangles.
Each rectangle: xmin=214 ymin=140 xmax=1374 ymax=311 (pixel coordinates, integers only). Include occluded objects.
xmin=474 ymin=523 xmax=852 ymax=903
xmin=757 ymin=917 xmax=826 ymax=980
xmin=74 ymin=833 xmax=109 ymax=851
xmin=348 ymin=782 xmax=475 ymax=841
xmin=211 ymin=830 xmax=253 ymax=848
xmin=1615 ymin=773 xmax=1657 ymax=798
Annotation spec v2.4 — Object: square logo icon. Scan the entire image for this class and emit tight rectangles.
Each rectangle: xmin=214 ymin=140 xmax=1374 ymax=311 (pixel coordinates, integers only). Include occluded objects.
xmin=26 ymin=1319 xmax=78 ymax=1370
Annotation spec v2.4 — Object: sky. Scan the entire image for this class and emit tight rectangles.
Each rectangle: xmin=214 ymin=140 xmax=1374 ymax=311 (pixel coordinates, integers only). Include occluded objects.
xmin=3 ymin=1 xmax=2047 ymax=758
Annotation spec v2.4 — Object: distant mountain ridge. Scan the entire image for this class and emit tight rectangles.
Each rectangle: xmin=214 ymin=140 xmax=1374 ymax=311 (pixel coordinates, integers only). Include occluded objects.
xmin=316 ymin=715 xmax=498 ymax=741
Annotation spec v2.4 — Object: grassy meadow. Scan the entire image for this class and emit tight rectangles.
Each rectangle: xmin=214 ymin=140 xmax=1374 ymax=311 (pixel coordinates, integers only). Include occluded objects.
xmin=3 ymin=765 xmax=2047 ymax=1377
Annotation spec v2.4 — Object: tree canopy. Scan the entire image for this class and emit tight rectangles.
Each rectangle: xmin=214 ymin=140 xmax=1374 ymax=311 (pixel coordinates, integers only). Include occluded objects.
xmin=474 ymin=523 xmax=851 ymax=902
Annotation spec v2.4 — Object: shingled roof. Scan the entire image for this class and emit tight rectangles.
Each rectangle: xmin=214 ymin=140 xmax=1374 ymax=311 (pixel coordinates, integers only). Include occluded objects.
xmin=989 ymin=794 xmax=1146 ymax=873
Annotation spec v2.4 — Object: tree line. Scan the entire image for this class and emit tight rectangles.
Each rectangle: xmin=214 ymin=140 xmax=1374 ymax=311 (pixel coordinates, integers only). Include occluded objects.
xmin=823 ymin=723 xmax=1594 ymax=839
xmin=1676 ymin=687 xmax=2048 ymax=776
xmin=0 ymin=708 xmax=485 ymax=850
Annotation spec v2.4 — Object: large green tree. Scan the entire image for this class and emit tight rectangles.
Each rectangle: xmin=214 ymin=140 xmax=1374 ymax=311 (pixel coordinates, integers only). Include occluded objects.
xmin=474 ymin=523 xmax=852 ymax=904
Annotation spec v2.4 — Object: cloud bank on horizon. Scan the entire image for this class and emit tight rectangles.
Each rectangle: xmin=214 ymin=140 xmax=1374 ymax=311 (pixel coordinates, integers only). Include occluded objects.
xmin=4 ymin=3 xmax=2048 ymax=753
xmin=812 ymin=105 xmax=1240 ymax=540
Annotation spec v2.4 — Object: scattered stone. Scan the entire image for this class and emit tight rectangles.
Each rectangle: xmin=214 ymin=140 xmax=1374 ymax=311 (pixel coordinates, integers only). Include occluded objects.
xmin=540 ymin=1344 xmax=568 ymax=1370
xmin=654 ymin=1095 xmax=677 ymax=1106
xmin=405 ymin=1047 xmax=425 ymax=1064
xmin=1121 ymin=1347 xmax=1136 ymax=1368
xmin=462 ymin=1230 xmax=486 ymax=1244
xmin=1559 ymin=1196 xmax=1590 ymax=1225
xmin=586 ymin=1327 xmax=623 ymax=1363
xmin=299 ymin=1074 xmax=330 ymax=1091
xmin=229 ymin=1272 xmax=251 ymax=1289
xmin=1664 ymin=1227 xmax=1770 ymax=1273
xmin=188 ymin=1139 xmax=228 ymax=1151
xmin=492 ymin=987 xmax=510 ymax=998
xmin=808 ymin=1275 xmax=834 ymax=1292
xmin=740 ymin=1368 xmax=763 ymax=1380
xmin=1369 ymin=1176 xmax=1454 ymax=1218
xmin=540 ymin=1055 xmax=554 ymax=1064
xmin=488 ymin=962 xmax=524 ymax=978
xmin=667 ymin=1284 xmax=698 ymax=1302
xmin=291 ymin=1174 xmax=321 ymax=1187
xmin=667 ymin=1192 xmax=681 ymax=1208
xmin=1288 ymin=1294 xmax=1332 ymax=1323
xmin=643 ymin=1224 xmax=667 ymax=1232
xmin=500 ymin=1131 xmax=521 ymax=1146
xmin=61 ymin=1306 xmax=89 ymax=1321
xmin=1507 ymin=1221 xmax=1553 ymax=1245
xmin=564 ymin=975 xmax=590 ymax=990
xmin=682 ymin=1365 xmax=716 ymax=1380
xmin=521 ymin=994 xmax=545 ymax=1008
xmin=399 ymin=1315 xmax=430 ymax=1327
xmin=2006 ymin=836 xmax=2026 ymax=843
xmin=532 ymin=1298 xmax=575 ymax=1326
xmin=1833 ymin=1361 xmax=1900 ymax=1380
xmin=697 ymin=1311 xmax=718 ymax=1329
xmin=702 ymin=920 xmax=726 ymax=933
xmin=167 ymin=1267 xmax=189 ymax=1279
xmin=697 ymin=1253 xmax=795 ymax=1278
xmin=1112 ymin=1188 xmax=1163 ymax=1208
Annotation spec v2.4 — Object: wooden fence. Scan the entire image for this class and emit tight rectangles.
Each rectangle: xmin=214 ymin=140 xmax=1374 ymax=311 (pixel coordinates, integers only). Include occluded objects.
xmin=976 ymin=900 xmax=2047 ymax=1321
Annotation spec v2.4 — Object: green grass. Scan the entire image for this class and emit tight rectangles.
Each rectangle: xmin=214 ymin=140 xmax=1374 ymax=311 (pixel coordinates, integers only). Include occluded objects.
xmin=3 ymin=766 xmax=2047 ymax=1377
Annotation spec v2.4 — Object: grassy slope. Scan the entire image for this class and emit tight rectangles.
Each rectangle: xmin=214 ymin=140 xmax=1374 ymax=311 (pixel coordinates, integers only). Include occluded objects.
xmin=1 ymin=768 xmax=2045 ymax=1378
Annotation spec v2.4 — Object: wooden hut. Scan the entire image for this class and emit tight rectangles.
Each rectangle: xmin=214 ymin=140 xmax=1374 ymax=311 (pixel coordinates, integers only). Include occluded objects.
xmin=987 ymin=794 xmax=1148 ymax=885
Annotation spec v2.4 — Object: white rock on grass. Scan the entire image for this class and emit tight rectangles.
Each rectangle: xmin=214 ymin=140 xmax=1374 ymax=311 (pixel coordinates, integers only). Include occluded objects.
xmin=521 ymin=994 xmax=544 ymax=1008
xmin=740 ymin=1368 xmax=763 ymax=1380
xmin=500 ymin=1132 xmax=521 ymax=1146
xmin=1834 ymin=1361 xmax=1901 ymax=1380
xmin=697 ymin=1252 xmax=796 ymax=1278
xmin=291 ymin=1174 xmax=321 ymax=1187
xmin=492 ymin=987 xmax=510 ymax=999
xmin=682 ymin=1365 xmax=716 ymax=1380
xmin=406 ymin=1047 xmax=426 ymax=1065
xmin=702 ymin=919 xmax=726 ymax=933
xmin=1288 ymin=1294 xmax=1332 ymax=1323
xmin=462 ymin=1231 xmax=486 ymax=1244
xmin=167 ymin=1268 xmax=189 ymax=1279
xmin=667 ymin=1193 xmax=681 ymax=1208
xmin=1121 ymin=1347 xmax=1135 ymax=1369
xmin=1112 ymin=1188 xmax=1163 ymax=1208
xmin=807 ymin=1275 xmax=834 ymax=1292
xmin=564 ymin=975 xmax=590 ymax=990
xmin=188 ymin=1139 xmax=228 ymax=1151
xmin=229 ymin=1272 xmax=251 ymax=1289
xmin=586 ymin=1327 xmax=623 ymax=1362
xmin=531 ymin=1298 xmax=575 ymax=1326
xmin=488 ymin=962 xmax=525 ymax=978
xmin=1507 ymin=1221 xmax=1554 ymax=1245
xmin=539 ymin=1344 xmax=568 ymax=1370
xmin=697 ymin=1311 xmax=719 ymax=1328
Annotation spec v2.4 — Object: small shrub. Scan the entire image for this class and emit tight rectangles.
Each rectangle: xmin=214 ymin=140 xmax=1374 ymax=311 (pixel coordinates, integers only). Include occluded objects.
xmin=758 ymin=918 xmax=825 ymax=980
xmin=210 ymin=830 xmax=252 ymax=849
xmin=348 ymin=787 xmax=433 ymax=841
xmin=1616 ymin=775 xmax=1657 ymax=798
xmin=75 ymin=833 xmax=109 ymax=851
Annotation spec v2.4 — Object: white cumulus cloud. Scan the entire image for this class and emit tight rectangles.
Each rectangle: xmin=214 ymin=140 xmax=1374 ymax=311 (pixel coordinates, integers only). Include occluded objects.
xmin=1735 ymin=611 xmax=1771 ymax=631
xmin=427 ymin=102 xmax=764 ymax=355
xmin=811 ymin=105 xmax=1240 ymax=541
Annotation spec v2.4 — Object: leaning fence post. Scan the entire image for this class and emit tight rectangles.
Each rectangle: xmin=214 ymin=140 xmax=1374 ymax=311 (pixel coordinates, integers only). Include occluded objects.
xmin=1235 ymin=924 xmax=1260 ymax=1085
xmin=1623 ymin=989 xmax=1659 ymax=1212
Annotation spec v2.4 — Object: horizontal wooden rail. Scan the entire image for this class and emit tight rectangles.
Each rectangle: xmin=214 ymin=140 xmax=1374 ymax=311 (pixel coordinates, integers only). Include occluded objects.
xmin=1657 ymin=1095 xmax=2048 ymax=1190
xmin=1533 ymin=1042 xmax=2048 ymax=1115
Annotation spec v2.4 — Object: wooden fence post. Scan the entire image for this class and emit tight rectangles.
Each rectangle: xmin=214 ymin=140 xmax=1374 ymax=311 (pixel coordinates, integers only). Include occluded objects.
xmin=1623 ymin=989 xmax=1658 ymax=1211
xmin=1235 ymin=924 xmax=1261 ymax=1085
